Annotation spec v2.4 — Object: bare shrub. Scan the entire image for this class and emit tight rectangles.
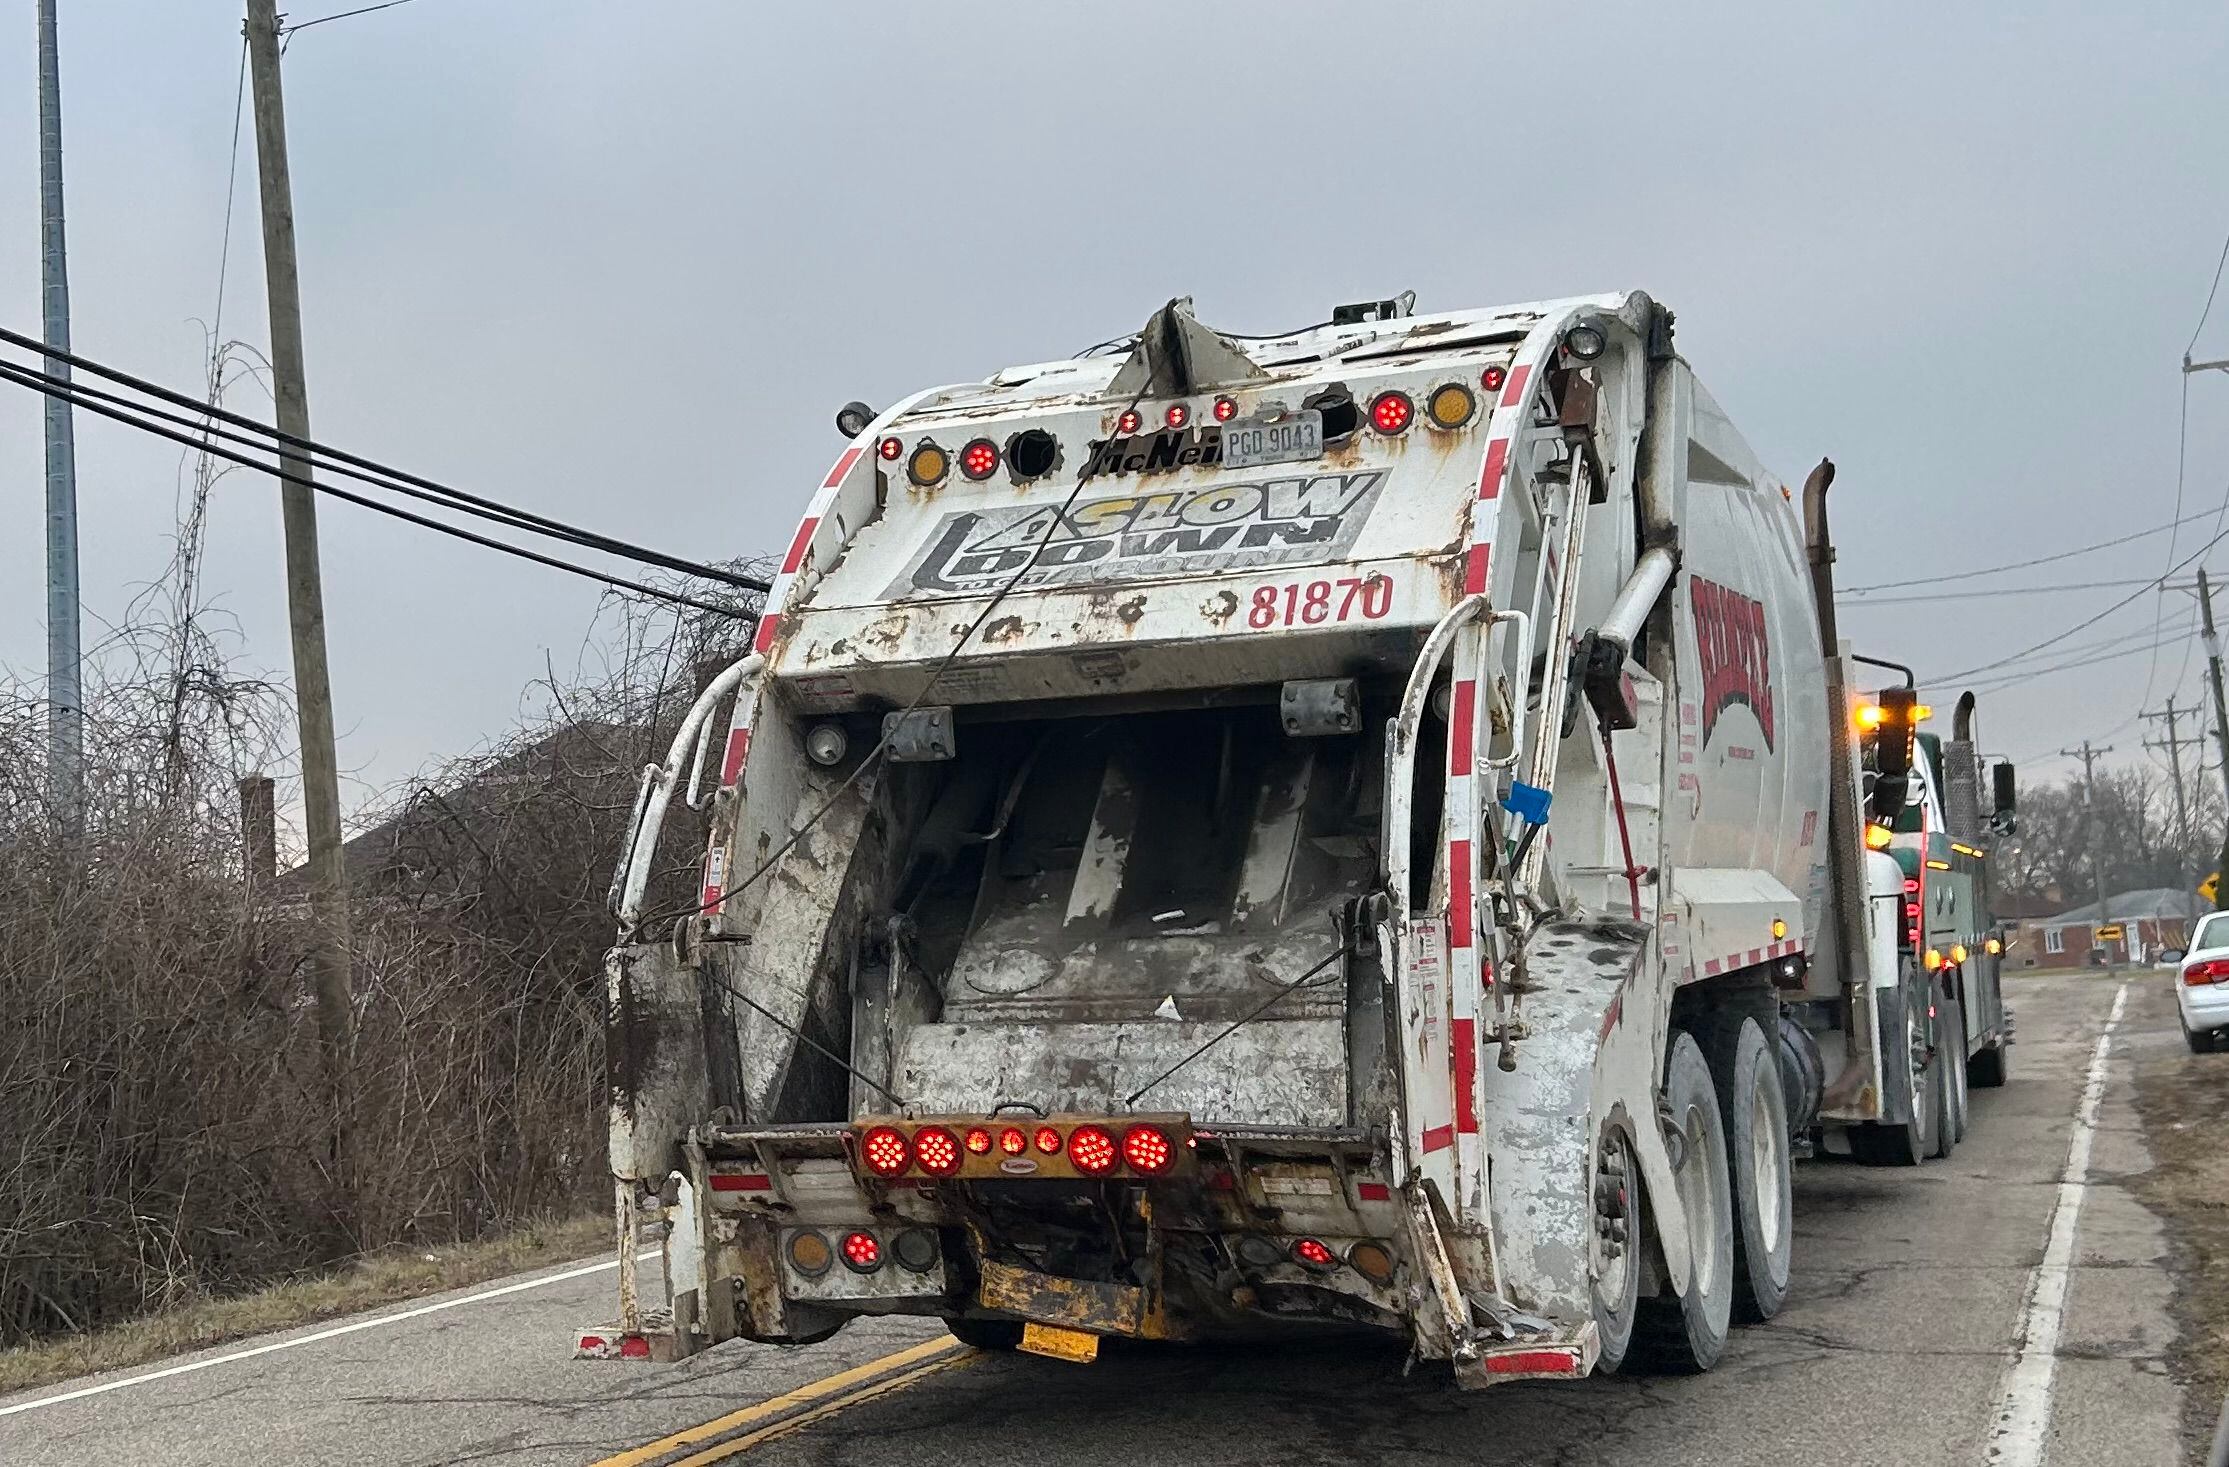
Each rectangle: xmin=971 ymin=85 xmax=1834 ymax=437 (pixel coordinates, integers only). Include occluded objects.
xmin=0 ymin=572 xmax=760 ymax=1346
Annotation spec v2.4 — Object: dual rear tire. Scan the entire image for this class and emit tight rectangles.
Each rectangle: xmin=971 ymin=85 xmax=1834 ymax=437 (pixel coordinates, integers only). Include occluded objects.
xmin=1600 ymin=1014 xmax=1792 ymax=1375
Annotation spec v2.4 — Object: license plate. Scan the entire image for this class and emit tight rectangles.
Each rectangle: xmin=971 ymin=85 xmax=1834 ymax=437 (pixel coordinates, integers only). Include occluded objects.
xmin=1019 ymin=1322 xmax=1101 ymax=1364
xmin=1220 ymin=410 xmax=1323 ymax=469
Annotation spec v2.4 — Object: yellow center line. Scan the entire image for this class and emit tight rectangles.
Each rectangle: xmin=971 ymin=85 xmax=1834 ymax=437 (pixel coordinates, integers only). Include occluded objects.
xmin=589 ymin=1336 xmax=969 ymax=1467
xmin=667 ymin=1350 xmax=978 ymax=1465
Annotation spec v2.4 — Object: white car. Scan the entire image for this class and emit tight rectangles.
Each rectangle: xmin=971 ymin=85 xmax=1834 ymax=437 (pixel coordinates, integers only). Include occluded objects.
xmin=2176 ymin=913 xmax=2229 ymax=1052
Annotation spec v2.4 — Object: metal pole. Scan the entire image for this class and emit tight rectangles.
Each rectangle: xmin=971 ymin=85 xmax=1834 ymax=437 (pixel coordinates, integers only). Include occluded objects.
xmin=245 ymin=0 xmax=354 ymax=1185
xmin=37 ymin=0 xmax=82 ymax=827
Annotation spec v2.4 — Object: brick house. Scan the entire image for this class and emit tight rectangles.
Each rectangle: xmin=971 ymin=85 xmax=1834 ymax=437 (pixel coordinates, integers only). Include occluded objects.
xmin=2011 ymin=887 xmax=2207 ymax=969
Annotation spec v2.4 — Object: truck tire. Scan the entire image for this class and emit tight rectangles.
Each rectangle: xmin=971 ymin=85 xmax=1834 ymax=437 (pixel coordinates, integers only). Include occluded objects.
xmin=945 ymin=1317 xmax=1025 ymax=1351
xmin=1716 ymin=1016 xmax=1792 ymax=1322
xmin=1631 ymin=1032 xmax=1734 ymax=1372
xmin=1852 ymin=966 xmax=1938 ymax=1167
xmin=1942 ymin=997 xmax=1969 ymax=1147
xmin=1592 ymin=1125 xmax=1641 ymax=1373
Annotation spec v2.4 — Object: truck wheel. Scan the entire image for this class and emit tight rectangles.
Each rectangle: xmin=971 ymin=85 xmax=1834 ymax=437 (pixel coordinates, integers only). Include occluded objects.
xmin=945 ymin=1317 xmax=1025 ymax=1351
xmin=1718 ymin=1016 xmax=1792 ymax=1322
xmin=1942 ymin=997 xmax=1969 ymax=1147
xmin=1968 ymin=1037 xmax=2011 ymax=1088
xmin=1592 ymin=1126 xmax=1641 ymax=1372
xmin=1852 ymin=968 xmax=1938 ymax=1167
xmin=1632 ymin=1032 xmax=1734 ymax=1372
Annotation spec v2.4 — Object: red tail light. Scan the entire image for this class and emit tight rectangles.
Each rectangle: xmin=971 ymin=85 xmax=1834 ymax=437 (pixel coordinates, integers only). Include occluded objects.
xmin=914 ymin=1126 xmax=961 ymax=1177
xmin=964 ymin=1127 xmax=994 ymax=1156
xmin=1122 ymin=1124 xmax=1173 ymax=1176
xmin=1164 ymin=403 xmax=1190 ymax=429
xmin=1117 ymin=409 xmax=1142 ymax=434
xmin=1369 ymin=391 xmax=1413 ymax=434
xmin=1293 ymin=1238 xmax=1337 ymax=1270
xmin=1480 ymin=365 xmax=1506 ymax=393
xmin=1212 ymin=395 xmax=1238 ymax=422
xmin=861 ymin=1126 xmax=911 ymax=1177
xmin=2185 ymin=958 xmax=2229 ymax=984
xmin=841 ymin=1230 xmax=882 ymax=1272
xmin=877 ymin=436 xmax=903 ymax=461
xmin=1034 ymin=1126 xmax=1063 ymax=1155
xmin=1903 ymin=879 xmax=1920 ymax=894
xmin=960 ymin=439 xmax=1000 ymax=480
xmin=1068 ymin=1125 xmax=1118 ymax=1176
xmin=999 ymin=1127 xmax=1029 ymax=1156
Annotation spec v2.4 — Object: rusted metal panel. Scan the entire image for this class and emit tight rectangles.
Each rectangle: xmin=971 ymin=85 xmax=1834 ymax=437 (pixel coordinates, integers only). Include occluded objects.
xmin=976 ymin=1258 xmax=1147 ymax=1336
xmin=605 ymin=942 xmax=709 ymax=1184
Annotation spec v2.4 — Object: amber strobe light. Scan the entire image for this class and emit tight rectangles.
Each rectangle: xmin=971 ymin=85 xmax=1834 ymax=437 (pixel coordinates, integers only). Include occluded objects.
xmin=907 ymin=442 xmax=948 ymax=487
xmin=861 ymin=1126 xmax=910 ymax=1177
xmin=786 ymin=1230 xmax=833 ymax=1278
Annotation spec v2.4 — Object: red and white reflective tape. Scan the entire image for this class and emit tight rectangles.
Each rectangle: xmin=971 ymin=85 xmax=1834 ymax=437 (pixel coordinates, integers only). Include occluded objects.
xmin=1698 ymin=938 xmax=1804 ymax=978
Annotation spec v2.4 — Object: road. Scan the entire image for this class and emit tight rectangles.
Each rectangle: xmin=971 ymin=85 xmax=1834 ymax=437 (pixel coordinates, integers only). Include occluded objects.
xmin=0 ymin=970 xmax=2205 ymax=1466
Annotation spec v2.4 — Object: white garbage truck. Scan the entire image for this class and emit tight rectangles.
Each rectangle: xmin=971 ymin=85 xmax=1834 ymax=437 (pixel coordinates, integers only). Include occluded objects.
xmin=587 ymin=291 xmax=2016 ymax=1384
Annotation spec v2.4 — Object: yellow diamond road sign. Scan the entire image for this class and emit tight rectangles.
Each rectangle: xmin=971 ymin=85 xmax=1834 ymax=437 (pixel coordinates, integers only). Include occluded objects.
xmin=2202 ymin=871 xmax=2221 ymax=904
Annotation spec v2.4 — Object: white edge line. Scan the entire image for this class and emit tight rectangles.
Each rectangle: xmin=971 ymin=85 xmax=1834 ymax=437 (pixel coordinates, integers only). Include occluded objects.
xmin=0 ymin=1249 xmax=658 ymax=1418
xmin=1985 ymin=979 xmax=2129 ymax=1466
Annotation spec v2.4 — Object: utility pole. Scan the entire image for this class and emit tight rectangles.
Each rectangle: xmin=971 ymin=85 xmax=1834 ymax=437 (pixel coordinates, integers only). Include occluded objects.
xmin=37 ymin=0 xmax=82 ymax=827
xmin=246 ymin=0 xmax=354 ymax=1188
xmin=2142 ymin=695 xmax=2203 ymax=855
xmin=2196 ymin=570 xmax=2229 ymax=913
xmin=2061 ymin=739 xmax=2115 ymax=964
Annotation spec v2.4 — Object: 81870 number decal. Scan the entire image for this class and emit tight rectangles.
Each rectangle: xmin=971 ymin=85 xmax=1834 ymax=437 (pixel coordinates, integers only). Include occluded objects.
xmin=1248 ymin=574 xmax=1393 ymax=628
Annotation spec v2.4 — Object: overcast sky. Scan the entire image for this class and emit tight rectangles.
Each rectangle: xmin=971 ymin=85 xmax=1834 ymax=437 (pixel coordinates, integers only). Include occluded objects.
xmin=5 ymin=1 xmax=2228 ymax=825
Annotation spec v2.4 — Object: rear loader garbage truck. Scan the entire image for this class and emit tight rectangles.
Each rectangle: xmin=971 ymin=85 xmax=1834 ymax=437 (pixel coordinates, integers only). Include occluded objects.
xmin=583 ymin=291 xmax=2014 ymax=1385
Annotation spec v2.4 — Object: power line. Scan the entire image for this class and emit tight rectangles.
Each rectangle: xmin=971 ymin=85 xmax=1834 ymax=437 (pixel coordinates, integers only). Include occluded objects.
xmin=0 ymin=324 xmax=769 ymax=593
xmin=2188 ymin=226 xmax=2229 ymax=360
xmin=1835 ymin=510 xmax=2215 ymax=595
xmin=1921 ymin=516 xmax=2229 ymax=685
xmin=282 ymin=0 xmax=423 ymax=35
xmin=1837 ymin=576 xmax=2162 ymax=608
xmin=0 ymin=357 xmax=754 ymax=620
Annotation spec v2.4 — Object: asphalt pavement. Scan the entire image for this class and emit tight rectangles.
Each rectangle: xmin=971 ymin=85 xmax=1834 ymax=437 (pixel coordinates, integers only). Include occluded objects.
xmin=0 ymin=969 xmax=2195 ymax=1466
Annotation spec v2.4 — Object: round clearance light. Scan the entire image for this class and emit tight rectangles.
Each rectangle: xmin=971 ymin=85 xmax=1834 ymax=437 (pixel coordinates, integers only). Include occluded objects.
xmin=805 ymin=723 xmax=848 ymax=767
xmin=1369 ymin=390 xmax=1414 ymax=435
xmin=1000 ymin=1127 xmax=1029 ymax=1157
xmin=907 ymin=442 xmax=949 ymax=488
xmin=1122 ymin=1125 xmax=1174 ymax=1176
xmin=964 ymin=1127 xmax=994 ymax=1156
xmin=1771 ymin=917 xmax=1788 ymax=940
xmin=1117 ymin=408 xmax=1143 ymax=435
xmin=861 ymin=1125 xmax=911 ymax=1178
xmin=914 ymin=1126 xmax=961 ymax=1178
xmin=1164 ymin=403 xmax=1190 ymax=430
xmin=1480 ymin=364 xmax=1507 ymax=394
xmin=840 ymin=1230 xmax=883 ymax=1273
xmin=960 ymin=438 xmax=1000 ymax=481
xmin=1034 ymin=1126 xmax=1063 ymax=1155
xmin=1235 ymin=1235 xmax=1282 ymax=1269
xmin=1563 ymin=317 xmax=1608 ymax=361
xmin=1068 ymin=1124 xmax=1118 ymax=1176
xmin=892 ymin=1227 xmax=940 ymax=1274
xmin=1425 ymin=383 xmax=1477 ymax=431
xmin=1292 ymin=1237 xmax=1338 ymax=1271
xmin=1347 ymin=1241 xmax=1396 ymax=1285
xmin=786 ymin=1229 xmax=833 ymax=1278
xmin=1212 ymin=395 xmax=1239 ymax=423
xmin=877 ymin=436 xmax=904 ymax=462
xmin=1008 ymin=428 xmax=1059 ymax=480
xmin=1985 ymin=937 xmax=2002 ymax=955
